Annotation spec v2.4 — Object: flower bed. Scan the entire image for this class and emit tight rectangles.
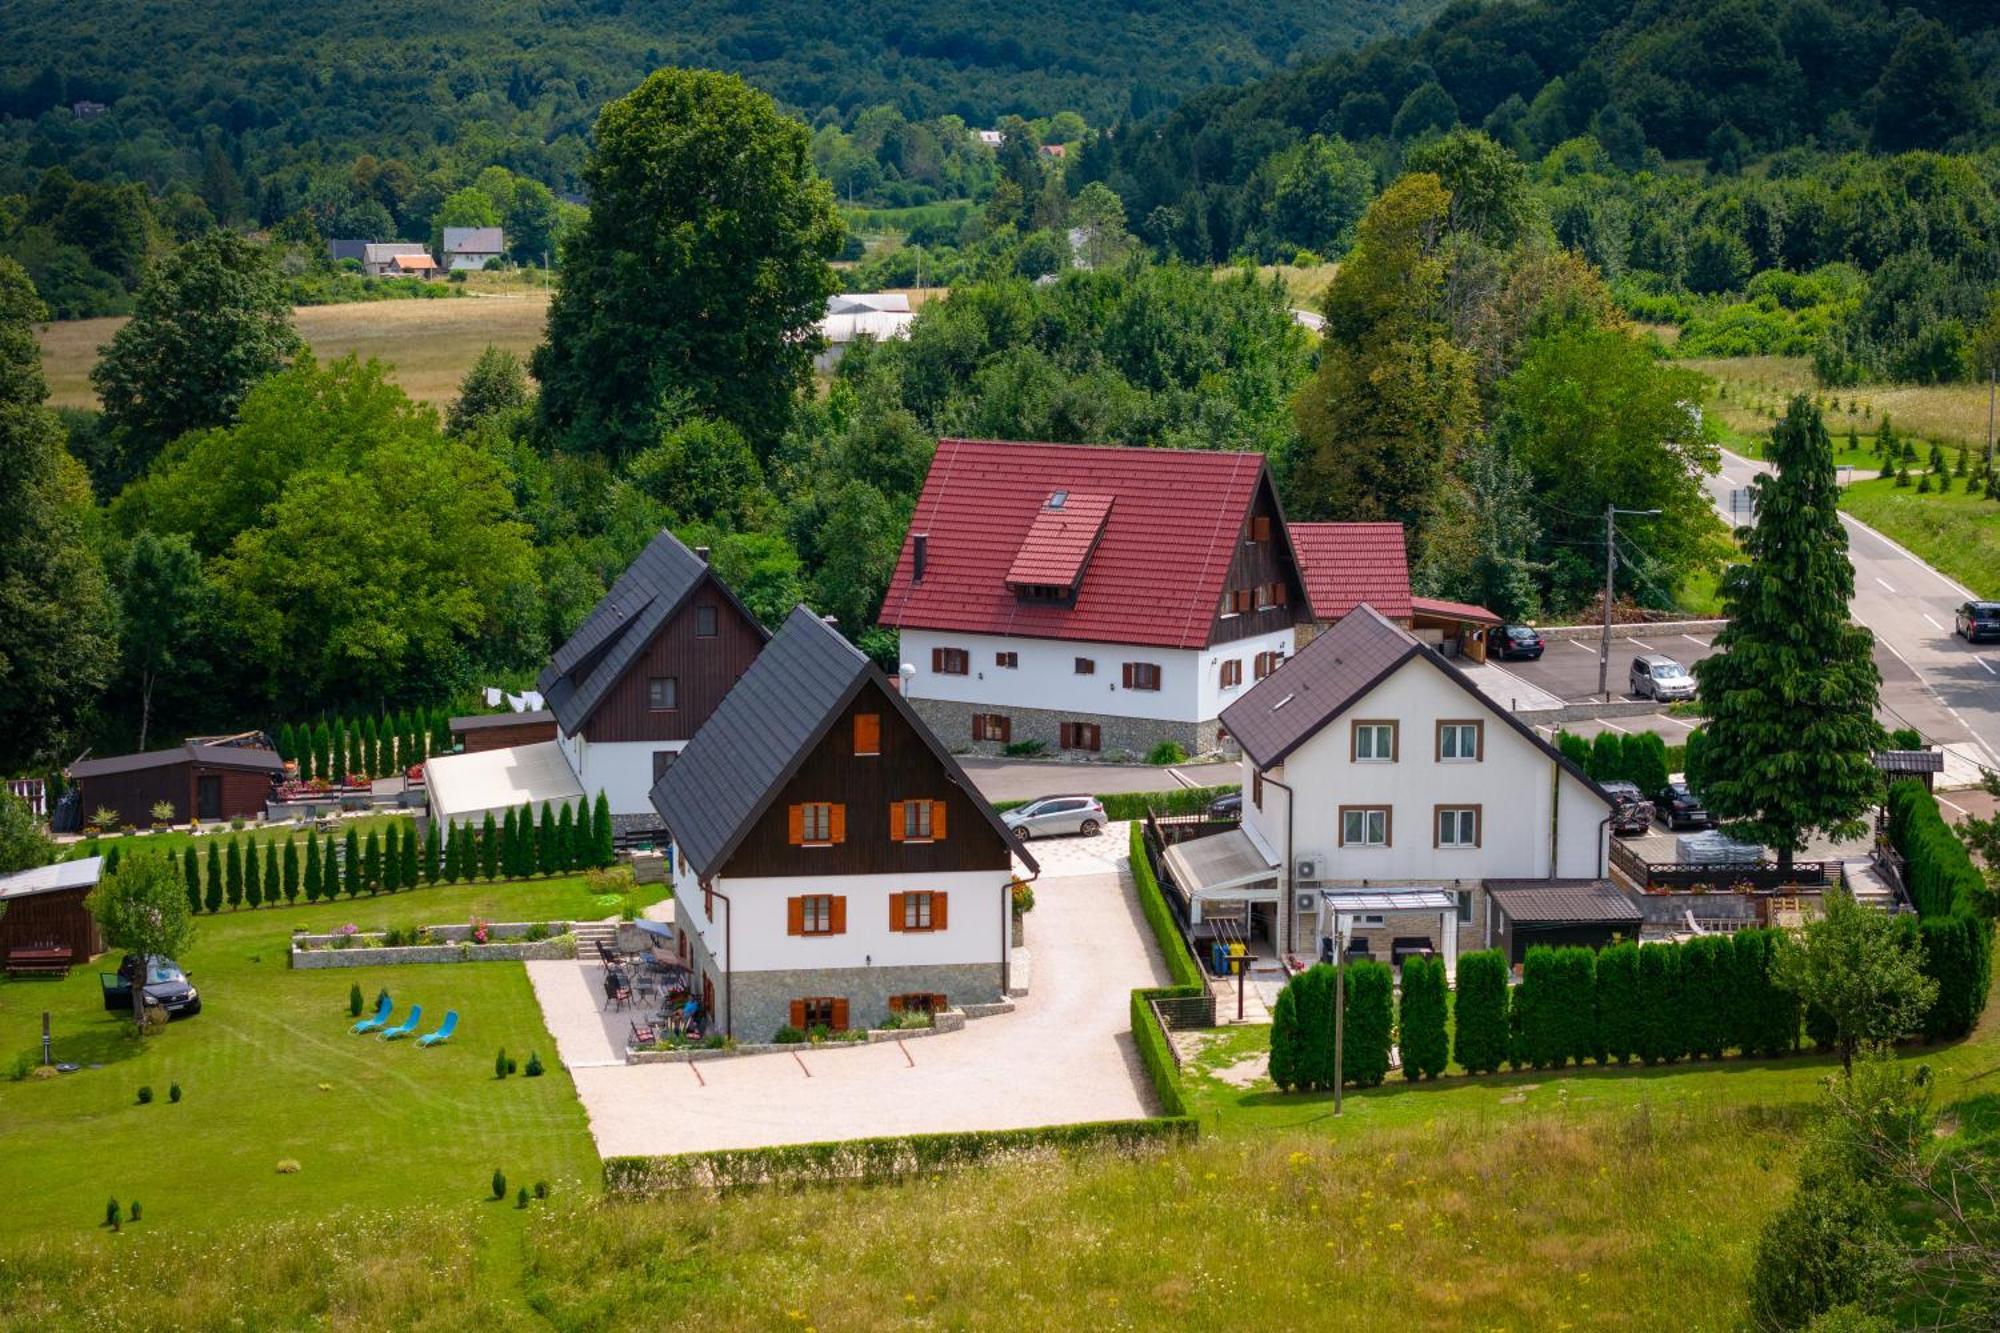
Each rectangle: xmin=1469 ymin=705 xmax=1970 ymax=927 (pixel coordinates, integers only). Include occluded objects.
xmin=623 ymin=1008 xmax=970 ymax=1063
xmin=289 ymin=920 xmax=576 ymax=969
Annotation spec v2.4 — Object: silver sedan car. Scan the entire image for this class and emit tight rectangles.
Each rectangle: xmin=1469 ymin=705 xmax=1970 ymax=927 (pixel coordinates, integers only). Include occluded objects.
xmin=1002 ymin=795 xmax=1106 ymax=840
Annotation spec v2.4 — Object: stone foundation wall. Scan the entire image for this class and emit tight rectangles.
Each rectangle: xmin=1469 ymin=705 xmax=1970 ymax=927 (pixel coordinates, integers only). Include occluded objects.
xmin=727 ymin=961 xmax=1004 ymax=1044
xmin=289 ymin=936 xmax=577 ymax=968
xmin=909 ymin=697 xmax=1219 ymax=762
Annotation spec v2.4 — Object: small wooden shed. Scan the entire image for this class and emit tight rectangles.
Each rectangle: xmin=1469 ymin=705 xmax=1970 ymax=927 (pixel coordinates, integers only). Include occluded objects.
xmin=0 ymin=857 xmax=105 ymax=965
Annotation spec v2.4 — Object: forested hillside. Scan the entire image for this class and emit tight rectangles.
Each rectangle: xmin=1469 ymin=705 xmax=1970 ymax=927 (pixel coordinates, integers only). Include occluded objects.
xmin=0 ymin=0 xmax=1440 ymax=194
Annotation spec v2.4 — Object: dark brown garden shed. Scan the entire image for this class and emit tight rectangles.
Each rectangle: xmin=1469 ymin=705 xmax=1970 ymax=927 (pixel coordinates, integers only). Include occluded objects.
xmin=70 ymin=741 xmax=284 ymax=829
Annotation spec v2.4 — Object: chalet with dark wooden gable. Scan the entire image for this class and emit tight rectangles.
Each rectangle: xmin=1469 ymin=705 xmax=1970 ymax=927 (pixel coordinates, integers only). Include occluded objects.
xmin=534 ymin=530 xmax=767 ymax=831
xmin=651 ymin=606 xmax=1031 ymax=1040
xmin=878 ymin=439 xmax=1315 ymax=759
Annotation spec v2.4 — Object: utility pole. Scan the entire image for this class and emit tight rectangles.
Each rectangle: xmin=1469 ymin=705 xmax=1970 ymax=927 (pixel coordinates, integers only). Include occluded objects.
xmin=1986 ymin=368 xmax=1995 ymax=475
xmin=1598 ymin=505 xmax=1662 ymax=701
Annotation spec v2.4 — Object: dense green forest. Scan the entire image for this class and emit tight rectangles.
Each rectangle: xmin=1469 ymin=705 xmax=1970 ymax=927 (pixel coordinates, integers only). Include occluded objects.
xmin=0 ymin=0 xmax=1443 ymax=193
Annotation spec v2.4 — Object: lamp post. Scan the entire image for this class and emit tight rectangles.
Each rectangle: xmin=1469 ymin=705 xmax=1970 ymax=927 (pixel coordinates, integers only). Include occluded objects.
xmin=1598 ymin=506 xmax=1662 ymax=700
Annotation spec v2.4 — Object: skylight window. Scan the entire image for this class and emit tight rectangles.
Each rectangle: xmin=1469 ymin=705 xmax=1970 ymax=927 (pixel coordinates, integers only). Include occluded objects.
xmin=1049 ymin=490 xmax=1068 ymax=508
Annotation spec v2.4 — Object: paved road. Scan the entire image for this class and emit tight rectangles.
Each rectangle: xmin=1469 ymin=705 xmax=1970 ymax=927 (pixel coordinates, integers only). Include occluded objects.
xmin=1710 ymin=448 xmax=1999 ymax=772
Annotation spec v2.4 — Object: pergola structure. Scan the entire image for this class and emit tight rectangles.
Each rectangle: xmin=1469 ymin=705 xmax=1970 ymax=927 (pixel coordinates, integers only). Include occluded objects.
xmin=1315 ymin=888 xmax=1461 ymax=982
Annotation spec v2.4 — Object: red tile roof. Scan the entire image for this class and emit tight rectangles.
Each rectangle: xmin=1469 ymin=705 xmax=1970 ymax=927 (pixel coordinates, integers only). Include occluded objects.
xmin=1412 ymin=595 xmax=1501 ymax=626
xmin=1004 ymin=490 xmax=1113 ymax=588
xmin=1289 ymin=523 xmax=1412 ymax=621
xmin=880 ymin=439 xmax=1274 ymax=649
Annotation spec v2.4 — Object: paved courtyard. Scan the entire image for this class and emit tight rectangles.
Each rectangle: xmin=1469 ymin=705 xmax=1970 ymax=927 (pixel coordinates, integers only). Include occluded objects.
xmin=534 ymin=823 xmax=1172 ymax=1157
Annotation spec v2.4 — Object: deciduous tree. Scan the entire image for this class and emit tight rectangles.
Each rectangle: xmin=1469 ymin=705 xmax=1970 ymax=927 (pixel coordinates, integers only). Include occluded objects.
xmin=89 ymin=854 xmax=196 ymax=1031
xmin=1773 ymin=888 xmax=1937 ymax=1075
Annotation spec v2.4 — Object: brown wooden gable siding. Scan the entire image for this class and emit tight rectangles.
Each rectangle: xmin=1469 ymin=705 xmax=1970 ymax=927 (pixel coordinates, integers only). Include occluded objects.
xmin=0 ymin=886 xmax=102 ymax=960
xmin=580 ymin=573 xmax=764 ymax=744
xmin=725 ymin=678 xmax=1013 ymax=878
xmin=77 ymin=762 xmax=272 ymax=829
xmin=1208 ymin=472 xmax=1309 ymax=647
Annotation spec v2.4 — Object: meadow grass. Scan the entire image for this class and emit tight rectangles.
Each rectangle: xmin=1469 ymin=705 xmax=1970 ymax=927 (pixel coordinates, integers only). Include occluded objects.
xmin=1841 ymin=475 xmax=2000 ymax=598
xmin=1688 ymin=354 xmax=1999 ymax=453
xmin=38 ymin=290 xmax=553 ymax=410
xmin=0 ymin=877 xmax=622 ymax=1247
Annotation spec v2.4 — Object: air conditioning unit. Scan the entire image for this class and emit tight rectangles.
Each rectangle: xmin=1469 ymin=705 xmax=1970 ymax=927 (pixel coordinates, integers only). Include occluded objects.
xmin=1294 ymin=857 xmax=1318 ymax=882
xmin=1295 ymin=891 xmax=1318 ymax=913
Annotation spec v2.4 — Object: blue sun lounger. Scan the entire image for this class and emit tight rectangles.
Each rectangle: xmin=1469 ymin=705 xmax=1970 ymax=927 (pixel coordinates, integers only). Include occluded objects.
xmin=351 ymin=994 xmax=393 ymax=1034
xmin=416 ymin=1011 xmax=458 ymax=1048
xmin=380 ymin=1004 xmax=422 ymax=1041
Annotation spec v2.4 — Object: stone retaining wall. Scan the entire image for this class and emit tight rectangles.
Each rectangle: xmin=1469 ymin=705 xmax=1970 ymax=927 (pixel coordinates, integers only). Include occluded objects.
xmin=1531 ymin=619 xmax=1727 ymax=642
xmin=289 ymin=920 xmax=576 ymax=969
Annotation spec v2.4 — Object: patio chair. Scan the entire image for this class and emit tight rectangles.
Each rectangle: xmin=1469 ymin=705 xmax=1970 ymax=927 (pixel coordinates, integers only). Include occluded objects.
xmin=351 ymin=994 xmax=393 ymax=1034
xmin=380 ymin=1004 xmax=422 ymax=1041
xmin=416 ymin=1010 xmax=458 ymax=1047
xmin=630 ymin=1019 xmax=657 ymax=1047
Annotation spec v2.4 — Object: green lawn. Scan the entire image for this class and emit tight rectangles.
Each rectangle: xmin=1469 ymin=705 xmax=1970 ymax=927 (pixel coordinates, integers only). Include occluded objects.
xmin=1841 ymin=475 xmax=2000 ymax=599
xmin=0 ymin=876 xmax=636 ymax=1247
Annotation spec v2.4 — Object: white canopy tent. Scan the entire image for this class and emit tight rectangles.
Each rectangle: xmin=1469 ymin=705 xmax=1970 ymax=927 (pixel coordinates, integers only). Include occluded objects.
xmin=424 ymin=741 xmax=584 ymax=838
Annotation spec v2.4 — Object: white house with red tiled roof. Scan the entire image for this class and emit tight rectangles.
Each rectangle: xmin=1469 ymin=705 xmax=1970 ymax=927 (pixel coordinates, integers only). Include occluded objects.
xmin=879 ymin=439 xmax=1315 ymax=759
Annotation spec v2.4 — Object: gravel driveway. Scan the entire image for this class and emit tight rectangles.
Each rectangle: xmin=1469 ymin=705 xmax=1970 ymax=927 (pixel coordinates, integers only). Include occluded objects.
xmin=559 ymin=825 xmax=1170 ymax=1157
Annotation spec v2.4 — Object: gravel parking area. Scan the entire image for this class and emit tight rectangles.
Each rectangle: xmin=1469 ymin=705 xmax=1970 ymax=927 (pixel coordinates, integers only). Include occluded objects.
xmin=557 ymin=826 xmax=1171 ymax=1158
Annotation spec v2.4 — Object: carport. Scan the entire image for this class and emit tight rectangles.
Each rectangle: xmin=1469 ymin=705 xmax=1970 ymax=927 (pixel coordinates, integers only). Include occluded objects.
xmin=1158 ymin=828 xmax=1280 ymax=962
xmin=424 ymin=740 xmax=584 ymax=840
xmin=1317 ymin=889 xmax=1461 ymax=980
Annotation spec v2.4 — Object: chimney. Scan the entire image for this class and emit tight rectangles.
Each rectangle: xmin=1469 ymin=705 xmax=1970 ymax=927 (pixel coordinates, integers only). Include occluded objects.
xmin=912 ymin=532 xmax=928 ymax=583
xmin=694 ymin=545 xmax=710 ymax=564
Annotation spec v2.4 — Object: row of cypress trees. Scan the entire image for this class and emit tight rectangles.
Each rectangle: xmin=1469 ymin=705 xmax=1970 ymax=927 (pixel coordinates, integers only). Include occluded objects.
xmin=1269 ymin=928 xmax=1807 ymax=1091
xmin=172 ymin=793 xmax=617 ymax=915
xmin=1555 ymin=728 xmax=1672 ymax=795
xmin=1886 ymin=778 xmax=1995 ymax=1039
xmin=274 ymin=711 xmax=454 ymax=785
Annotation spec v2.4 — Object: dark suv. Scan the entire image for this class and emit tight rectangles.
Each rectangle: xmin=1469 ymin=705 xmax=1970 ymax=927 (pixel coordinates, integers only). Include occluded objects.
xmin=1496 ymin=625 xmax=1544 ymax=660
xmin=1955 ymin=601 xmax=2000 ymax=643
xmin=1654 ymin=780 xmax=1713 ymax=830
xmin=101 ymin=955 xmax=201 ymax=1017
xmin=1600 ymin=781 xmax=1656 ymax=836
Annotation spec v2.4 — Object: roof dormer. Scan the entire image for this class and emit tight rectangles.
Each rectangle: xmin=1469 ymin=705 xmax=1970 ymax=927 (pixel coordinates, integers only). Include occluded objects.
xmin=1004 ymin=489 xmax=1112 ymax=605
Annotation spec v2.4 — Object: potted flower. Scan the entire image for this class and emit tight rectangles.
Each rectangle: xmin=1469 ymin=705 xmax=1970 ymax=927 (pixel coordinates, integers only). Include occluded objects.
xmin=469 ymin=916 xmax=490 ymax=946
xmin=88 ymin=807 xmax=119 ymax=837
xmin=150 ymin=801 xmax=176 ymax=832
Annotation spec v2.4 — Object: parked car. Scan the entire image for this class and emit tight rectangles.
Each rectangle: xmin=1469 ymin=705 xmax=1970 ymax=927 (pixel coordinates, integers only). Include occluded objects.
xmin=1600 ymin=781 xmax=1656 ymax=836
xmin=100 ymin=955 xmax=201 ymax=1017
xmin=1654 ymin=780 xmax=1713 ymax=830
xmin=1628 ymin=654 xmax=1697 ymax=702
xmin=1208 ymin=791 xmax=1243 ymax=818
xmin=1496 ymin=625 xmax=1545 ymax=660
xmin=1002 ymin=795 xmax=1106 ymax=840
xmin=1954 ymin=600 xmax=2000 ymax=643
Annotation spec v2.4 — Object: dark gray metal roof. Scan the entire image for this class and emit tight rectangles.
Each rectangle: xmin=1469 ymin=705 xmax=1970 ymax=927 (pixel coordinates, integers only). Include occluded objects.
xmin=450 ymin=709 xmax=555 ymax=733
xmin=1219 ymin=604 xmax=1611 ymax=807
xmin=650 ymin=606 xmax=1033 ymax=880
xmin=1873 ymin=749 xmax=1944 ymax=774
xmin=1485 ymin=879 xmax=1642 ymax=926
xmin=537 ymin=530 xmax=766 ymax=735
xmin=72 ymin=742 xmax=284 ymax=779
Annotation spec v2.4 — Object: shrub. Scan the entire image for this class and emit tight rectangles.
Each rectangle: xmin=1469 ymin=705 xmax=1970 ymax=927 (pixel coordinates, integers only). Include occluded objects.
xmin=1001 ymin=739 xmax=1047 ymax=757
xmin=1268 ymin=980 xmax=1302 ymax=1091
xmin=1342 ymin=961 xmax=1393 ymax=1088
xmin=1624 ymin=731 xmax=1670 ymax=797
xmin=1885 ymin=780 xmax=1994 ymax=1039
xmin=349 ymin=983 xmax=363 ymax=1017
xmin=1594 ymin=941 xmax=1641 ymax=1063
xmin=507 ymin=1056 xmax=518 ymax=1075
xmin=524 ymin=922 xmax=549 ymax=942
xmin=492 ymin=1169 xmax=507 ymax=1200
xmin=136 ymin=1085 xmax=153 ymax=1104
xmin=150 ymin=800 xmax=175 ymax=824
xmin=104 ymin=1198 xmax=120 ymax=1229
xmin=495 ymin=1048 xmax=510 ymax=1079
xmin=1586 ymin=731 xmax=1627 ymax=783
xmin=534 ymin=1180 xmax=549 ymax=1199
xmin=168 ymin=1083 xmax=181 ymax=1103
xmin=1010 ymin=879 xmax=1035 ymax=915
xmin=128 ymin=1201 xmax=141 ymax=1223
xmin=525 ymin=1053 xmax=544 ymax=1077
xmin=1680 ymin=933 xmax=1734 ymax=1059
xmin=1145 ymin=740 xmax=1188 ymax=765
xmin=1731 ymin=927 xmax=1799 ymax=1057
xmin=1451 ymin=950 xmax=1510 ymax=1074
xmin=1127 ymin=822 xmax=1202 ymax=988
xmin=1747 ymin=1175 xmax=1897 ymax=1330
xmin=517 ymin=1187 xmax=530 ymax=1208
xmin=275 ymin=1159 xmax=301 ymax=1173
xmin=1514 ymin=947 xmax=1563 ymax=1069
xmin=1397 ymin=955 xmax=1448 ymax=1080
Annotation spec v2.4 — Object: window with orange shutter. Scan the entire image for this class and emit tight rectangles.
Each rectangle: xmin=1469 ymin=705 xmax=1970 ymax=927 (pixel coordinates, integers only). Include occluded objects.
xmin=853 ymin=713 xmax=881 ymax=756
xmin=796 ymin=802 xmax=834 ymax=843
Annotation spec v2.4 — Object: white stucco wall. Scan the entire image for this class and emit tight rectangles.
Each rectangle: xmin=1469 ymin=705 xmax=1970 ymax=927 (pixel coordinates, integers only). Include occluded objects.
xmin=559 ymin=731 xmax=686 ymax=817
xmin=1242 ymin=658 xmax=1608 ymax=886
xmin=671 ymin=859 xmax=1012 ymax=975
xmin=899 ymin=627 xmax=1296 ymax=725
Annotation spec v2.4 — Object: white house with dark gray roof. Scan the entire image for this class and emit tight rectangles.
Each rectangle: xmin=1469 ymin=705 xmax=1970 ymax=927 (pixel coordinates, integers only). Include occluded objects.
xmin=441 ymin=227 xmax=504 ymax=271
xmin=650 ymin=607 xmax=1032 ymax=1041
xmin=531 ymin=530 xmax=768 ymax=839
xmin=1156 ymin=605 xmax=1621 ymax=973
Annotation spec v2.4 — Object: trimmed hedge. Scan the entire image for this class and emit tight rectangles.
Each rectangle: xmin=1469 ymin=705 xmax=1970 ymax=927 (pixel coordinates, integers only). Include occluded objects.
xmin=1128 ymin=821 xmax=1203 ymax=989
xmin=1514 ymin=946 xmax=1599 ymax=1069
xmin=1635 ymin=941 xmax=1685 ymax=1065
xmin=1595 ymin=941 xmax=1640 ymax=1063
xmin=1451 ymin=950 xmax=1510 ymax=1074
xmin=1130 ymin=987 xmax=1198 ymax=1118
xmin=1886 ymin=779 xmax=1994 ymax=1040
xmin=604 ymin=1116 xmax=1197 ymax=1194
xmin=996 ymin=784 xmax=1241 ymax=821
xmin=1398 ymin=955 xmax=1448 ymax=1080
xmin=1342 ymin=960 xmax=1393 ymax=1088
